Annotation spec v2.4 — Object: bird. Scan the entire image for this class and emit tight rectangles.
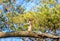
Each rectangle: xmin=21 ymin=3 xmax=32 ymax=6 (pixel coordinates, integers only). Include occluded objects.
xmin=27 ymin=20 xmax=32 ymax=32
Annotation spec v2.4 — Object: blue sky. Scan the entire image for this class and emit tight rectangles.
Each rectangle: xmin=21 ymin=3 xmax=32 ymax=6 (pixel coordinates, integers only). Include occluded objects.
xmin=0 ymin=37 xmax=23 ymax=41
xmin=15 ymin=0 xmax=41 ymax=11
xmin=0 ymin=0 xmax=41 ymax=12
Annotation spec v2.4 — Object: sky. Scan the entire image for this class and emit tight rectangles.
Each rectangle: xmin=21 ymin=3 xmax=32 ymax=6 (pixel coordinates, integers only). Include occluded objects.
xmin=0 ymin=37 xmax=23 ymax=41
xmin=0 ymin=0 xmax=60 ymax=41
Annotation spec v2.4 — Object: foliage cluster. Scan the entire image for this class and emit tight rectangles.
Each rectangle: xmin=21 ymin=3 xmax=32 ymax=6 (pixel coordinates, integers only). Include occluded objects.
xmin=0 ymin=0 xmax=60 ymax=32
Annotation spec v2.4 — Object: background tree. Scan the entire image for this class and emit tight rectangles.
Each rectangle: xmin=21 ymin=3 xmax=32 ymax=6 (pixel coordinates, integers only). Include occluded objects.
xmin=0 ymin=0 xmax=60 ymax=41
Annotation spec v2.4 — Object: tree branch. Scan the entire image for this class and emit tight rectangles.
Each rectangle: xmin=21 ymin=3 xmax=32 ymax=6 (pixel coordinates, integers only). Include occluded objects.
xmin=0 ymin=31 xmax=60 ymax=38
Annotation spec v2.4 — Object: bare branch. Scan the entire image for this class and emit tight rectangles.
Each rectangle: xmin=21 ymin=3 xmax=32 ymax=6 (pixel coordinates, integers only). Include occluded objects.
xmin=0 ymin=31 xmax=60 ymax=39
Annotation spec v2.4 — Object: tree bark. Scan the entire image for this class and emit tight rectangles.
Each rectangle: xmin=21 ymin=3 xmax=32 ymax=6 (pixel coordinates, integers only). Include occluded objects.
xmin=0 ymin=31 xmax=60 ymax=39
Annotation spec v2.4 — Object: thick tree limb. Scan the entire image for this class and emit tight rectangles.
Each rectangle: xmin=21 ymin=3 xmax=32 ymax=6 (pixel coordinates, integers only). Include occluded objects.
xmin=0 ymin=31 xmax=60 ymax=38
